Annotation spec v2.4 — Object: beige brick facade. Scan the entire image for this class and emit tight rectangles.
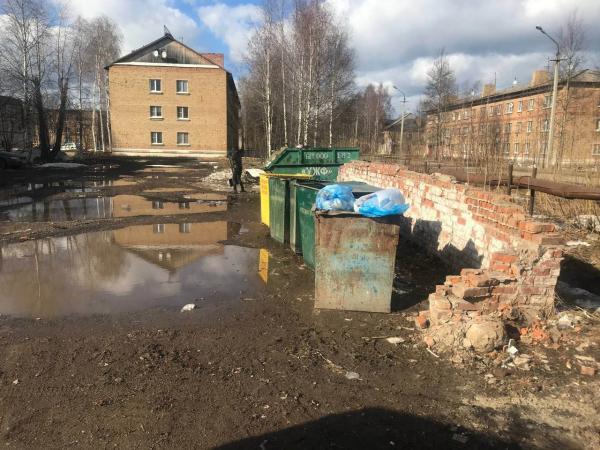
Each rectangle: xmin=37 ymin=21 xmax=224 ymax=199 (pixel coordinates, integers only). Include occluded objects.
xmin=107 ymin=35 xmax=240 ymax=157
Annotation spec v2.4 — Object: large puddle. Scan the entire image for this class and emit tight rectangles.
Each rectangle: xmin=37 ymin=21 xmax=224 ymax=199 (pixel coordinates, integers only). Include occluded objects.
xmin=0 ymin=194 xmax=227 ymax=222
xmin=0 ymin=222 xmax=263 ymax=318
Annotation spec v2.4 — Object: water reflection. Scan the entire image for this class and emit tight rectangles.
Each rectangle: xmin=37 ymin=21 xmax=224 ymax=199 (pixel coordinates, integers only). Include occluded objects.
xmin=2 ymin=194 xmax=227 ymax=222
xmin=0 ymin=222 xmax=261 ymax=318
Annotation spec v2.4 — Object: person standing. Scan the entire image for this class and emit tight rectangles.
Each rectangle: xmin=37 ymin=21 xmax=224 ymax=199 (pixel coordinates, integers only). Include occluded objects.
xmin=228 ymin=147 xmax=245 ymax=193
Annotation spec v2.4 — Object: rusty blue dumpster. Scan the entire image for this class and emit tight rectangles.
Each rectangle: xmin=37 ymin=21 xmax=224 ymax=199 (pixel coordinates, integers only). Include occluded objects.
xmin=314 ymin=211 xmax=401 ymax=313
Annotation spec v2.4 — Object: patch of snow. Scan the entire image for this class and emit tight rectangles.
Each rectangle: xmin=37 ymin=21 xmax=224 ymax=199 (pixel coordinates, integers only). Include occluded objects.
xmin=39 ymin=162 xmax=85 ymax=169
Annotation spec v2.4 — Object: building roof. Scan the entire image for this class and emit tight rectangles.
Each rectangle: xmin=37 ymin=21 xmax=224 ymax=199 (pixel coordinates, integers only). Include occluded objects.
xmin=438 ymin=69 xmax=600 ymax=112
xmin=107 ymin=32 xmax=223 ymax=68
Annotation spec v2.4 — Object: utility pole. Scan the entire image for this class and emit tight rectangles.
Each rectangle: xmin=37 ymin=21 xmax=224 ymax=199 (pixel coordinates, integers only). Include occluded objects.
xmin=393 ymin=86 xmax=407 ymax=158
xmin=536 ymin=26 xmax=562 ymax=168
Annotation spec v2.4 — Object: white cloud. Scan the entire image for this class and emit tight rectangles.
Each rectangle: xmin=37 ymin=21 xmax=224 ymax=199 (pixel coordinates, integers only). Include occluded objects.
xmin=197 ymin=2 xmax=262 ymax=65
xmin=63 ymin=0 xmax=200 ymax=56
xmin=328 ymin=0 xmax=600 ymax=115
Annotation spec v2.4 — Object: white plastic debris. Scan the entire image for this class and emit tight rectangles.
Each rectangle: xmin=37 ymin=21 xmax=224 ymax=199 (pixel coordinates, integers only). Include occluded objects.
xmin=506 ymin=338 xmax=519 ymax=357
xmin=180 ymin=304 xmax=196 ymax=312
xmin=386 ymin=337 xmax=405 ymax=345
xmin=344 ymin=371 xmax=360 ymax=380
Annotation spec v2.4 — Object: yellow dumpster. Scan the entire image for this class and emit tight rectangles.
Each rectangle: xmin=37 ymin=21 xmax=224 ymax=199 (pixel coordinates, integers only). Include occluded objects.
xmin=260 ymin=175 xmax=270 ymax=225
xmin=260 ymin=173 xmax=313 ymax=227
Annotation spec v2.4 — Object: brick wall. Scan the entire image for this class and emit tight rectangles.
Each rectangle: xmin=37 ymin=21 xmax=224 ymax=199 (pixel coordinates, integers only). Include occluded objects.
xmin=108 ymin=65 xmax=229 ymax=156
xmin=338 ymin=160 xmax=564 ymax=325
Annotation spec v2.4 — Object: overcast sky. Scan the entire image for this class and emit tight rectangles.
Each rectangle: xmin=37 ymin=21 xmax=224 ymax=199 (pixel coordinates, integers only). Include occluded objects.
xmin=63 ymin=0 xmax=600 ymax=114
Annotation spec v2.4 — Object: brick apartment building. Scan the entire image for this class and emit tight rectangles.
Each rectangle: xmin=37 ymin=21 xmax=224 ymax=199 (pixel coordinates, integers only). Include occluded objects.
xmin=425 ymin=69 xmax=600 ymax=167
xmin=0 ymin=96 xmax=25 ymax=151
xmin=107 ymin=31 xmax=240 ymax=157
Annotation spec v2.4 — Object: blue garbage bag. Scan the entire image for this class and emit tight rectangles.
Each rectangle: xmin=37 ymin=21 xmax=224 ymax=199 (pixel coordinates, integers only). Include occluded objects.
xmin=316 ymin=184 xmax=355 ymax=211
xmin=354 ymin=188 xmax=409 ymax=217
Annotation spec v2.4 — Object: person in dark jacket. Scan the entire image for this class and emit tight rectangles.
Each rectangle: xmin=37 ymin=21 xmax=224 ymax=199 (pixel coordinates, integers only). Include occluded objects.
xmin=228 ymin=148 xmax=245 ymax=193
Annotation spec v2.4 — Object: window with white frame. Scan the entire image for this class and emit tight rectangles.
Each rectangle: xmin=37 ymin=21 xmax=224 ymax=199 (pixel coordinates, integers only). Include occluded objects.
xmin=596 ymin=118 xmax=600 ymax=131
xmin=177 ymin=132 xmax=189 ymax=145
xmin=505 ymin=123 xmax=512 ymax=134
xmin=176 ymin=80 xmax=189 ymax=93
xmin=514 ymin=143 xmax=519 ymax=155
xmin=543 ymin=94 xmax=552 ymax=108
xmin=151 ymin=131 xmax=163 ymax=145
xmin=503 ymin=143 xmax=510 ymax=155
xmin=542 ymin=119 xmax=549 ymax=132
xmin=593 ymin=144 xmax=600 ymax=156
xmin=149 ymin=79 xmax=161 ymax=93
xmin=177 ymin=106 xmax=189 ymax=120
xmin=527 ymin=121 xmax=533 ymax=133
xmin=495 ymin=105 xmax=501 ymax=115
xmin=506 ymin=102 xmax=514 ymax=113
xmin=153 ymin=223 xmax=165 ymax=234
xmin=488 ymin=106 xmax=494 ymax=115
xmin=150 ymin=106 xmax=162 ymax=118
xmin=463 ymin=109 xmax=469 ymax=119
xmin=179 ymin=223 xmax=191 ymax=233
xmin=528 ymin=98 xmax=535 ymax=110
xmin=524 ymin=141 xmax=530 ymax=155
xmin=517 ymin=100 xmax=523 ymax=112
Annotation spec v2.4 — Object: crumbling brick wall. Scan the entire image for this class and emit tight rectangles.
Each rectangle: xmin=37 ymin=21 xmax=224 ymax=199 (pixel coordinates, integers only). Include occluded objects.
xmin=338 ymin=161 xmax=564 ymax=326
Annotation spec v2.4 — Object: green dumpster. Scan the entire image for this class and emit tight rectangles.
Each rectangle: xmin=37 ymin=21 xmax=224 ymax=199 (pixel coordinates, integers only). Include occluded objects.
xmin=291 ymin=181 xmax=380 ymax=268
xmin=269 ymin=177 xmax=291 ymax=244
xmin=265 ymin=147 xmax=360 ymax=181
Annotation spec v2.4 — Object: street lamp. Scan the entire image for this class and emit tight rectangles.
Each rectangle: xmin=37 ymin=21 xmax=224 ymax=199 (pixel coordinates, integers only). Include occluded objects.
xmin=392 ymin=86 xmax=408 ymax=159
xmin=535 ymin=25 xmax=561 ymax=168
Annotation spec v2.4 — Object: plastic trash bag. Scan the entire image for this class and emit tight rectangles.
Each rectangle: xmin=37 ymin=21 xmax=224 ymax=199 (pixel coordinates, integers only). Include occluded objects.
xmin=316 ymin=184 xmax=355 ymax=211
xmin=354 ymin=188 xmax=409 ymax=217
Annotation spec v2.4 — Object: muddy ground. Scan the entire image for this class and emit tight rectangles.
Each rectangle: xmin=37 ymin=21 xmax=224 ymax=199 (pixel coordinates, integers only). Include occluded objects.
xmin=0 ymin=157 xmax=598 ymax=449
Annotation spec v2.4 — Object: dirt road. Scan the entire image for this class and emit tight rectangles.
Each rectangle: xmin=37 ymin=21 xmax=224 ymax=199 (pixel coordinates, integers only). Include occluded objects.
xmin=0 ymin=157 xmax=598 ymax=449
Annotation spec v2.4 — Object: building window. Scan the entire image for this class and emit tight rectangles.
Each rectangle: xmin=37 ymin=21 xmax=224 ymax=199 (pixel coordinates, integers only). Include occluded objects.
xmin=177 ymin=132 xmax=189 ymax=145
xmin=151 ymin=131 xmax=163 ymax=145
xmin=528 ymin=98 xmax=535 ymax=110
xmin=516 ymin=122 xmax=522 ymax=133
xmin=177 ymin=106 xmax=189 ymax=120
xmin=149 ymin=79 xmax=161 ymax=93
xmin=150 ymin=106 xmax=162 ymax=118
xmin=524 ymin=142 xmax=530 ymax=155
xmin=517 ymin=100 xmax=523 ymax=112
xmin=542 ymin=119 xmax=549 ymax=132
xmin=505 ymin=123 xmax=511 ymax=134
xmin=152 ymin=201 xmax=164 ymax=209
xmin=179 ymin=223 xmax=191 ymax=233
xmin=495 ymin=105 xmax=501 ymax=115
xmin=503 ymin=143 xmax=510 ymax=155
xmin=593 ymin=144 xmax=600 ymax=156
xmin=527 ymin=121 xmax=533 ymax=133
xmin=178 ymin=202 xmax=191 ymax=209
xmin=463 ymin=109 xmax=469 ymax=119
xmin=596 ymin=118 xmax=600 ymax=131
xmin=543 ymin=94 xmax=552 ymax=108
xmin=514 ymin=143 xmax=519 ymax=155
xmin=488 ymin=106 xmax=494 ymax=116
xmin=506 ymin=102 xmax=513 ymax=114
xmin=176 ymin=80 xmax=189 ymax=93
xmin=153 ymin=224 xmax=165 ymax=234
xmin=452 ymin=112 xmax=456 ymax=121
